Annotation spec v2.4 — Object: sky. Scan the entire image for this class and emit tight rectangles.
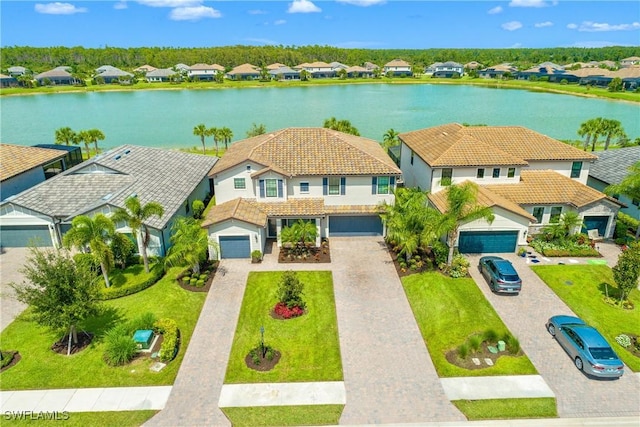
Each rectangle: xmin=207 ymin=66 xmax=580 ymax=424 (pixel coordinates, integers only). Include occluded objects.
xmin=1 ymin=0 xmax=639 ymax=49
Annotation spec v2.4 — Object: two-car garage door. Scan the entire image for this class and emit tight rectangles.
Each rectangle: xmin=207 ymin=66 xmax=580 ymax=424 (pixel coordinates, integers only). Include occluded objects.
xmin=329 ymin=215 xmax=383 ymax=237
xmin=0 ymin=225 xmax=53 ymax=247
xmin=458 ymin=230 xmax=518 ymax=254
xmin=218 ymin=235 xmax=251 ymax=259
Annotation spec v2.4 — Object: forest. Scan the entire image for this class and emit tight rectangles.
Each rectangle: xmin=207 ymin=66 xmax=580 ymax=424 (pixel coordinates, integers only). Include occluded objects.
xmin=2 ymin=45 xmax=639 ymax=73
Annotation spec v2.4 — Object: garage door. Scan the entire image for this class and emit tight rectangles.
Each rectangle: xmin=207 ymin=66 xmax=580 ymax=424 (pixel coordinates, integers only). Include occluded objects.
xmin=219 ymin=235 xmax=251 ymax=259
xmin=329 ymin=215 xmax=383 ymax=236
xmin=582 ymin=216 xmax=609 ymax=237
xmin=0 ymin=225 xmax=53 ymax=247
xmin=458 ymin=231 xmax=518 ymax=254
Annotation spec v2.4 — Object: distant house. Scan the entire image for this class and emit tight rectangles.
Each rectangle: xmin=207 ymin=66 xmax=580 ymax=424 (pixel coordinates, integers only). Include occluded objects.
xmin=345 ymin=66 xmax=373 ymax=78
xmin=226 ymin=63 xmax=261 ymax=80
xmin=330 ymin=61 xmax=348 ymax=71
xmin=188 ymin=63 xmax=220 ymax=81
xmin=464 ymin=61 xmax=482 ymax=70
xmin=383 ymin=59 xmax=412 ymax=77
xmin=268 ymin=66 xmax=300 ymax=80
xmin=363 ymin=62 xmax=379 ymax=71
xmin=174 ymin=63 xmax=190 ymax=73
xmin=266 ymin=63 xmax=287 ymax=70
xmin=95 ymin=66 xmax=134 ymax=84
xmin=133 ymin=65 xmax=157 ymax=74
xmin=574 ymin=66 xmax=640 ymax=90
xmin=34 ymin=68 xmax=76 ymax=85
xmin=620 ymin=56 xmax=640 ymax=67
xmin=426 ymin=61 xmax=464 ymax=78
xmin=0 ymin=73 xmax=18 ymax=88
xmin=516 ymin=62 xmax=579 ymax=83
xmin=146 ymin=68 xmax=176 ymax=83
xmin=7 ymin=66 xmax=29 ymax=77
xmin=296 ymin=62 xmax=335 ymax=79
xmin=478 ymin=64 xmax=517 ymax=79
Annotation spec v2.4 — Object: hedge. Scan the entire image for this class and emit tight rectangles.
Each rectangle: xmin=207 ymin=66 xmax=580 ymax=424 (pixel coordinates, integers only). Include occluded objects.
xmin=154 ymin=318 xmax=180 ymax=362
xmin=98 ymin=264 xmax=164 ymax=300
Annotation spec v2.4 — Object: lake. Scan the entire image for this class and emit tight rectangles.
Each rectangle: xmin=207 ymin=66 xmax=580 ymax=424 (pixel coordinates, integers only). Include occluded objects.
xmin=1 ymin=84 xmax=639 ymax=150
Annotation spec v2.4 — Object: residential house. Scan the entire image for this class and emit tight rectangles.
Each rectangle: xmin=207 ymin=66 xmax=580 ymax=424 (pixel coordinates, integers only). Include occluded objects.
xmin=95 ymin=66 xmax=134 ymax=84
xmin=464 ymin=61 xmax=482 ymax=70
xmin=330 ymin=62 xmax=348 ymax=71
xmin=0 ymin=144 xmax=79 ymax=201
xmin=188 ymin=63 xmax=220 ymax=81
xmin=620 ymin=56 xmax=640 ymax=67
xmin=574 ymin=66 xmax=640 ymax=90
xmin=0 ymin=145 xmax=217 ymax=252
xmin=426 ymin=61 xmax=464 ymax=78
xmin=0 ymin=74 xmax=18 ymax=88
xmin=174 ymin=63 xmax=190 ymax=73
xmin=296 ymin=62 xmax=335 ymax=78
xmin=133 ymin=64 xmax=157 ymax=74
xmin=203 ymin=128 xmax=401 ymax=259
xmin=363 ymin=62 xmax=380 ymax=71
xmin=478 ymin=64 xmax=517 ymax=79
xmin=268 ymin=66 xmax=300 ymax=80
xmin=226 ymin=63 xmax=261 ymax=80
xmin=7 ymin=66 xmax=29 ymax=77
xmin=516 ymin=62 xmax=579 ymax=83
xmin=146 ymin=68 xmax=176 ymax=82
xmin=346 ymin=66 xmax=373 ymax=78
xmin=398 ymin=123 xmax=620 ymax=253
xmin=383 ymin=59 xmax=412 ymax=76
xmin=266 ymin=63 xmax=287 ymax=70
xmin=34 ymin=68 xmax=76 ymax=85
xmin=588 ymin=146 xmax=640 ymax=223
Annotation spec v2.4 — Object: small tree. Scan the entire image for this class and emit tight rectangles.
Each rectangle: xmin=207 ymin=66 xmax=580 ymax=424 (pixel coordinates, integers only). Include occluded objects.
xmin=612 ymin=242 xmax=640 ymax=305
xmin=110 ymin=232 xmax=136 ymax=269
xmin=192 ymin=199 xmax=205 ymax=219
xmin=246 ymin=123 xmax=267 ymax=137
xmin=165 ymin=217 xmax=209 ymax=274
xmin=11 ymin=247 xmax=101 ymax=356
xmin=276 ymin=271 xmax=306 ymax=309
xmin=280 ymin=219 xmax=318 ymax=254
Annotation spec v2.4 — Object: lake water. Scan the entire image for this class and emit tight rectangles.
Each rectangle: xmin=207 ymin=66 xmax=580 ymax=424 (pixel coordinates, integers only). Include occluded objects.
xmin=1 ymin=84 xmax=639 ymax=150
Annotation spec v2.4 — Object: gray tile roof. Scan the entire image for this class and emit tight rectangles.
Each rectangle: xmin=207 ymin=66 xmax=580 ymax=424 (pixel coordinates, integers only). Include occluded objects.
xmin=5 ymin=145 xmax=218 ymax=230
xmin=589 ymin=147 xmax=640 ymax=185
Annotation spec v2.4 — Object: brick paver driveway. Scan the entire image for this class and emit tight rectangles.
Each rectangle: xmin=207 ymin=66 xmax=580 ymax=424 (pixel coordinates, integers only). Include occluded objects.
xmin=0 ymin=247 xmax=30 ymax=332
xmin=467 ymin=252 xmax=640 ymax=418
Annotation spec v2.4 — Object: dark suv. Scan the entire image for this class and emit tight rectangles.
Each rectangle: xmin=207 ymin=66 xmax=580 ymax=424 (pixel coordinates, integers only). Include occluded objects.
xmin=478 ymin=256 xmax=522 ymax=294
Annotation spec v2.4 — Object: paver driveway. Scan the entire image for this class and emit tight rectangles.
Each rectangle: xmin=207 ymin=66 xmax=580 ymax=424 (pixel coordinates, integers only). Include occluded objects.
xmin=0 ymin=247 xmax=30 ymax=332
xmin=467 ymin=252 xmax=640 ymax=418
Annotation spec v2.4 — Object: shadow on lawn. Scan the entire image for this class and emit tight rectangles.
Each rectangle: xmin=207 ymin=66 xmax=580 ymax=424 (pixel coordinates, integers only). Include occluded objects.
xmin=82 ymin=306 xmax=125 ymax=341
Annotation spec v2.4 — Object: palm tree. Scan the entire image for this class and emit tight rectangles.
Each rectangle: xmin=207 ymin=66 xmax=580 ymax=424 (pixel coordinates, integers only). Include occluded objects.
xmin=77 ymin=130 xmax=91 ymax=158
xmin=605 ymin=161 xmax=640 ymax=238
xmin=63 ymin=214 xmax=115 ymax=287
xmin=577 ymin=117 xmax=604 ymax=152
xmin=246 ymin=123 xmax=266 ymax=138
xmin=323 ymin=117 xmax=360 ymax=136
xmin=382 ymin=128 xmax=399 ymax=150
xmin=337 ymin=68 xmax=347 ymax=80
xmin=209 ymin=126 xmax=221 ymax=156
xmin=83 ymin=129 xmax=105 ymax=157
xmin=193 ymin=123 xmax=210 ymax=155
xmin=164 ymin=217 xmax=209 ymax=274
xmin=110 ymin=196 xmax=164 ymax=273
xmin=300 ymin=69 xmax=311 ymax=81
xmin=601 ymin=119 xmax=626 ymax=151
xmin=281 ymin=219 xmax=318 ymax=253
xmin=219 ymin=127 xmax=233 ymax=151
xmin=54 ymin=127 xmax=78 ymax=146
xmin=437 ymin=182 xmax=495 ymax=266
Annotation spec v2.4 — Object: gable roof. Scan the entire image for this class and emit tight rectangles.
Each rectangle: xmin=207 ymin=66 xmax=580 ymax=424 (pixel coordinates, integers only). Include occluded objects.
xmin=589 ymin=147 xmax=640 ymax=185
xmin=4 ymin=145 xmax=218 ymax=229
xmin=400 ymin=123 xmax=596 ymax=167
xmin=146 ymin=68 xmax=174 ymax=77
xmin=210 ymin=127 xmax=401 ymax=177
xmin=35 ymin=68 xmax=73 ymax=79
xmin=189 ymin=63 xmax=218 ymax=70
xmin=202 ymin=198 xmax=267 ymax=227
xmin=385 ymin=59 xmax=410 ymax=67
xmin=1 ymin=144 xmax=68 ymax=181
xmin=227 ymin=63 xmax=260 ymax=75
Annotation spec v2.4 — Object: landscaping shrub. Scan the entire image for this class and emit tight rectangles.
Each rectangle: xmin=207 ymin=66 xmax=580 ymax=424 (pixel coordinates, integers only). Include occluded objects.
xmin=530 ymin=239 xmax=599 ymax=257
xmin=457 ymin=342 xmax=469 ymax=359
xmin=127 ymin=312 xmax=157 ymax=333
xmin=196 ymin=279 xmax=205 ymax=287
xmin=505 ymin=335 xmax=520 ymax=354
xmin=154 ymin=318 xmax=180 ymax=362
xmin=431 ymin=241 xmax=448 ymax=266
xmin=189 ymin=278 xmax=197 ymax=286
xmin=276 ymin=271 xmax=306 ymax=310
xmin=483 ymin=329 xmax=499 ymax=343
xmin=1 ymin=351 xmax=15 ymax=369
xmin=618 ymin=212 xmax=639 ymax=233
xmin=104 ymin=325 xmax=137 ymax=366
xmin=98 ymin=263 xmax=163 ymax=300
xmin=468 ymin=334 xmax=482 ymax=353
xmin=110 ymin=233 xmax=136 ymax=269
xmin=274 ymin=302 xmax=304 ymax=319
xmin=441 ymin=254 xmax=470 ymax=278
xmin=192 ymin=200 xmax=205 ymax=219
xmin=73 ymin=253 xmax=99 ymax=275
xmin=616 ymin=334 xmax=631 ymax=348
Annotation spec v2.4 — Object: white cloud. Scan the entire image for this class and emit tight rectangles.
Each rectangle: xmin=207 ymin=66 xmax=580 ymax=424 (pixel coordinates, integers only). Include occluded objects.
xmin=535 ymin=21 xmax=553 ymax=28
xmin=509 ymin=0 xmax=549 ymax=7
xmin=287 ymin=0 xmax=321 ymax=14
xmin=169 ymin=5 xmax=221 ymax=21
xmin=336 ymin=0 xmax=386 ymax=6
xmin=248 ymin=9 xmax=268 ymax=15
xmin=137 ymin=0 xmax=201 ymax=7
xmin=502 ymin=21 xmax=523 ymax=31
xmin=34 ymin=2 xmax=87 ymax=15
xmin=114 ymin=1 xmax=127 ymax=10
xmin=570 ymin=40 xmax=629 ymax=48
xmin=245 ymin=38 xmax=278 ymax=45
xmin=274 ymin=19 xmax=286 ymax=25
xmin=488 ymin=6 xmax=503 ymax=14
xmin=569 ymin=21 xmax=640 ymax=32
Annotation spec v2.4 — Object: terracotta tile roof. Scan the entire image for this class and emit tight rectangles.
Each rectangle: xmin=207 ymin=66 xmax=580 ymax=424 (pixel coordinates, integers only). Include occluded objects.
xmin=429 ymin=182 xmax=535 ymax=221
xmin=189 ymin=63 xmax=218 ymax=70
xmin=267 ymin=63 xmax=287 ymax=70
xmin=202 ymin=198 xmax=267 ymax=227
xmin=346 ymin=66 xmax=369 ymax=73
xmin=210 ymin=64 xmax=225 ymax=71
xmin=484 ymin=170 xmax=613 ymax=208
xmin=385 ymin=59 xmax=410 ymax=67
xmin=1 ymin=143 xmax=67 ymax=181
xmin=227 ymin=63 xmax=260 ymax=75
xmin=400 ymin=123 xmax=596 ymax=167
xmin=257 ymin=198 xmax=325 ymax=217
xmin=304 ymin=61 xmax=332 ymax=68
xmin=323 ymin=204 xmax=384 ymax=214
xmin=210 ymin=128 xmax=401 ymax=177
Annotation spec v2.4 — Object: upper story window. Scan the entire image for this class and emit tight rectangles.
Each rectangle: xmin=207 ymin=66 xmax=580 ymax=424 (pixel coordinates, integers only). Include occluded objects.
xmin=492 ymin=168 xmax=501 ymax=178
xmin=410 ymin=150 xmax=414 ymax=165
xmin=532 ymin=206 xmax=544 ymax=223
xmin=323 ymin=177 xmax=345 ymax=196
xmin=476 ymin=168 xmax=485 ymax=179
xmin=300 ymin=182 xmax=309 ymax=193
xmin=372 ymin=176 xmax=395 ymax=194
xmin=570 ymin=161 xmax=582 ymax=179
xmin=441 ymin=168 xmax=452 ymax=186
xmin=265 ymin=179 xmax=278 ymax=197
xmin=507 ymin=168 xmax=516 ymax=178
xmin=328 ymin=177 xmax=340 ymax=195
xmin=550 ymin=206 xmax=563 ymax=223
xmin=259 ymin=178 xmax=283 ymax=198
xmin=234 ymin=178 xmax=246 ymax=189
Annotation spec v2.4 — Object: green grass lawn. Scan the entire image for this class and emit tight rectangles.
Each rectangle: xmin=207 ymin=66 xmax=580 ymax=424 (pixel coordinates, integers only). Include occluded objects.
xmin=224 ymin=271 xmax=342 ymax=383
xmin=1 ymin=411 xmax=158 ymax=427
xmin=0 ymin=268 xmax=206 ymax=390
xmin=221 ymin=405 xmax=344 ymax=427
xmin=402 ymin=272 xmax=537 ymax=377
xmin=531 ymin=265 xmax=640 ymax=371
xmin=452 ymin=398 xmax=557 ymax=420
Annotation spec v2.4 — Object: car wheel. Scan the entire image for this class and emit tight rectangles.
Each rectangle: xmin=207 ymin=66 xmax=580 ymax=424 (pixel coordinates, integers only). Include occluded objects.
xmin=547 ymin=324 xmax=556 ymax=336
xmin=574 ymin=357 xmax=583 ymax=371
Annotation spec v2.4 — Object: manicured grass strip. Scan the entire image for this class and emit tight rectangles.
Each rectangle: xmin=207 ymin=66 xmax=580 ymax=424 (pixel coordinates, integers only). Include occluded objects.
xmin=221 ymin=405 xmax=343 ymax=427
xmin=224 ymin=271 xmax=342 ymax=383
xmin=1 ymin=410 xmax=158 ymax=426
xmin=452 ymin=398 xmax=557 ymax=420
xmin=402 ymin=272 xmax=537 ymax=377
xmin=531 ymin=265 xmax=640 ymax=371
xmin=0 ymin=268 xmax=206 ymax=390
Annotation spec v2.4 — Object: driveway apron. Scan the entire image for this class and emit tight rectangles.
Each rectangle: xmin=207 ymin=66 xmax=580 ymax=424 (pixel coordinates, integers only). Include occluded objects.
xmin=467 ymin=253 xmax=640 ymax=418
xmin=331 ymin=237 xmax=465 ymax=424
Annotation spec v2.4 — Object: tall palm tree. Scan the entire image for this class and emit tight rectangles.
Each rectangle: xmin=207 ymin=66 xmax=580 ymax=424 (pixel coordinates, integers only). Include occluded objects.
xmin=577 ymin=117 xmax=604 ymax=152
xmin=63 ymin=214 xmax=115 ymax=287
xmin=209 ymin=126 xmax=221 ymax=156
xmin=193 ymin=123 xmax=210 ymax=155
xmin=382 ymin=128 xmax=399 ymax=150
xmin=219 ymin=127 xmax=233 ymax=151
xmin=83 ymin=129 xmax=105 ymax=157
xmin=54 ymin=127 xmax=78 ymax=146
xmin=164 ymin=217 xmax=209 ymax=274
xmin=601 ymin=119 xmax=626 ymax=151
xmin=77 ymin=130 xmax=91 ymax=158
xmin=111 ymin=196 xmax=164 ymax=273
xmin=437 ymin=182 xmax=495 ymax=266
xmin=605 ymin=161 xmax=640 ymax=238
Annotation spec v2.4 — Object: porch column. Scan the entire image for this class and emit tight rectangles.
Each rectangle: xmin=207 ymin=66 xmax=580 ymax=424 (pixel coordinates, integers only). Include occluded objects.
xmin=276 ymin=219 xmax=282 ymax=248
xmin=315 ymin=218 xmax=321 ymax=247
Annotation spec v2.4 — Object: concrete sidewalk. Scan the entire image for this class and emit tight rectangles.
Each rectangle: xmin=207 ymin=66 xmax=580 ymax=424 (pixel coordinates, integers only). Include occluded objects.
xmin=441 ymin=375 xmax=554 ymax=400
xmin=218 ymin=381 xmax=346 ymax=407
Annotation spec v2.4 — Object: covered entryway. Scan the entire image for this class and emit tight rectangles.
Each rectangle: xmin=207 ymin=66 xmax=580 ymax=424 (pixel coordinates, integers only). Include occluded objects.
xmin=582 ymin=216 xmax=609 ymax=237
xmin=458 ymin=230 xmax=518 ymax=254
xmin=329 ymin=215 xmax=383 ymax=237
xmin=0 ymin=225 xmax=53 ymax=247
xmin=218 ymin=235 xmax=251 ymax=259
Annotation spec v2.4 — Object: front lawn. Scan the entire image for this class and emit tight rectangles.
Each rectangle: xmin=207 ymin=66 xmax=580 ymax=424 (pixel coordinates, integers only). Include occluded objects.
xmin=452 ymin=398 xmax=557 ymax=420
xmin=0 ymin=268 xmax=206 ymax=389
xmin=222 ymin=405 xmax=344 ymax=427
xmin=402 ymin=272 xmax=537 ymax=377
xmin=531 ymin=264 xmax=640 ymax=371
xmin=224 ymin=271 xmax=342 ymax=383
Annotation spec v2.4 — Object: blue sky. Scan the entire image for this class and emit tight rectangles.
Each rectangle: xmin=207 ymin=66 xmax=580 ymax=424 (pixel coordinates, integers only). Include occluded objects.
xmin=1 ymin=0 xmax=639 ymax=49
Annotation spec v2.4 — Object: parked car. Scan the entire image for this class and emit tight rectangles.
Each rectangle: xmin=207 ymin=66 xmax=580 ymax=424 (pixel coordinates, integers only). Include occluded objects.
xmin=546 ymin=315 xmax=624 ymax=379
xmin=478 ymin=256 xmax=522 ymax=294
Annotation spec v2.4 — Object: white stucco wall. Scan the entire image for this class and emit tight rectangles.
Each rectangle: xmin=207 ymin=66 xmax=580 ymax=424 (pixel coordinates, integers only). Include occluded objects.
xmin=399 ymin=142 xmax=432 ymax=191
xmin=213 ymin=161 xmax=263 ymax=204
xmin=430 ymin=166 xmax=521 ymax=193
xmin=457 ymin=207 xmax=531 ymax=247
xmin=527 ymin=160 xmax=591 ymax=184
xmin=207 ymin=219 xmax=265 ymax=260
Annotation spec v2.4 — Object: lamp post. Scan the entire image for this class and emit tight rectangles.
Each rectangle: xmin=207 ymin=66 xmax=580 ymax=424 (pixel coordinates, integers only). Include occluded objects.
xmin=260 ymin=325 xmax=265 ymax=358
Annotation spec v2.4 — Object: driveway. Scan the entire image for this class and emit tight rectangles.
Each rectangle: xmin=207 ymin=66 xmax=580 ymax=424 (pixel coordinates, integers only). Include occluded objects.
xmin=467 ymin=252 xmax=640 ymax=418
xmin=0 ymin=247 xmax=30 ymax=332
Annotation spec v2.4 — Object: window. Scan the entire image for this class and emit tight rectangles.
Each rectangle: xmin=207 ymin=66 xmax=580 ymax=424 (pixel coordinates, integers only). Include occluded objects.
xmin=300 ymin=182 xmax=309 ymax=193
xmin=476 ymin=168 xmax=485 ymax=179
xmin=441 ymin=168 xmax=452 ymax=186
xmin=410 ymin=150 xmax=414 ymax=165
xmin=550 ymin=206 xmax=563 ymax=223
xmin=323 ymin=177 xmax=345 ymax=195
xmin=492 ymin=168 xmax=501 ymax=178
xmin=376 ymin=176 xmax=390 ymax=194
xmin=328 ymin=177 xmax=341 ymax=195
xmin=570 ymin=161 xmax=582 ymax=179
xmin=507 ymin=168 xmax=515 ymax=178
xmin=532 ymin=207 xmax=544 ymax=223
xmin=234 ymin=178 xmax=246 ymax=189
xmin=246 ymin=164 xmax=251 ymax=171
xmin=265 ymin=179 xmax=278 ymax=197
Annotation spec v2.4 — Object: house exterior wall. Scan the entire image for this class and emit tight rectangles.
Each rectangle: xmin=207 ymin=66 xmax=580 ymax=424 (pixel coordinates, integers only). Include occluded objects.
xmin=578 ymin=201 xmax=619 ymax=238
xmin=588 ymin=176 xmax=639 ymax=221
xmin=1 ymin=168 xmax=46 ymax=201
xmin=527 ymin=160 xmax=591 ymax=184
xmin=399 ymin=142 xmax=433 ymax=191
xmin=430 ymin=166 xmax=521 ymax=193
xmin=456 ymin=207 xmax=531 ymax=247
xmin=206 ymin=220 xmax=264 ymax=260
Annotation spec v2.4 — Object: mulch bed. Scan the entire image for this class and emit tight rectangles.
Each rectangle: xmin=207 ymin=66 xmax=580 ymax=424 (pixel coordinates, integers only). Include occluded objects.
xmin=0 ymin=351 xmax=21 ymax=373
xmin=51 ymin=332 xmax=94 ymax=355
xmin=278 ymin=240 xmax=331 ymax=263
xmin=245 ymin=349 xmax=282 ymax=372
xmin=177 ymin=261 xmax=219 ymax=293
xmin=445 ymin=342 xmax=524 ymax=370
xmin=386 ymin=243 xmax=437 ymax=278
xmin=132 ymin=334 xmax=164 ymax=362
xmin=621 ymin=333 xmax=640 ymax=359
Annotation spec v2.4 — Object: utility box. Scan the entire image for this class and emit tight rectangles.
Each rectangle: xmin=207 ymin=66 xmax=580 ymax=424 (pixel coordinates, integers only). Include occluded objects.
xmin=133 ymin=329 xmax=154 ymax=350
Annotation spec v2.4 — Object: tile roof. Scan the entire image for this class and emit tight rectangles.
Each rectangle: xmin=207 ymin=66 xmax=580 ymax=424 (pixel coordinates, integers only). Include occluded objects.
xmin=385 ymin=59 xmax=410 ymax=67
xmin=484 ymin=170 xmax=614 ymax=208
xmin=4 ymin=145 xmax=218 ymax=229
xmin=400 ymin=123 xmax=596 ymax=167
xmin=35 ymin=69 xmax=72 ymax=79
xmin=189 ymin=63 xmax=218 ymax=70
xmin=211 ymin=128 xmax=401 ymax=177
xmin=1 ymin=144 xmax=68 ymax=181
xmin=589 ymin=147 xmax=640 ymax=185
xmin=267 ymin=63 xmax=287 ymax=70
xmin=202 ymin=198 xmax=267 ymax=227
xmin=146 ymin=68 xmax=174 ymax=77
xmin=227 ymin=63 xmax=260 ymax=75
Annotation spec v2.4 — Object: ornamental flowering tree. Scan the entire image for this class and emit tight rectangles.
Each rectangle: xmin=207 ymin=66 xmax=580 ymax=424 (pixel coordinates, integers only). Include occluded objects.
xmin=274 ymin=271 xmax=306 ymax=319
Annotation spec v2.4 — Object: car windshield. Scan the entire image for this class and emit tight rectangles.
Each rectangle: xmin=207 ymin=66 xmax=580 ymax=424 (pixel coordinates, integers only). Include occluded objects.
xmin=589 ymin=347 xmax=617 ymax=360
xmin=501 ymin=274 xmax=520 ymax=282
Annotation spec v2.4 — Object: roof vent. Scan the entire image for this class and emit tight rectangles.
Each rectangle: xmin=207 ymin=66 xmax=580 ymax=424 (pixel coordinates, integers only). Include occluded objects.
xmin=115 ymin=155 xmax=122 ymax=160
xmin=102 ymin=193 xmax=113 ymax=200
xmin=442 ymin=132 xmax=448 ymax=136
xmin=124 ymin=149 xmax=131 ymax=154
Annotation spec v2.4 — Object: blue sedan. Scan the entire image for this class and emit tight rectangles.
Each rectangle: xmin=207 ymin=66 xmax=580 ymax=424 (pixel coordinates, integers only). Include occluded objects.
xmin=546 ymin=315 xmax=624 ymax=379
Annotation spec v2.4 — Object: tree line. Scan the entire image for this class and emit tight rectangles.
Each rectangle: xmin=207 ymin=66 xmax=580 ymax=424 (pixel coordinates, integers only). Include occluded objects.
xmin=3 ymin=45 xmax=639 ymax=74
